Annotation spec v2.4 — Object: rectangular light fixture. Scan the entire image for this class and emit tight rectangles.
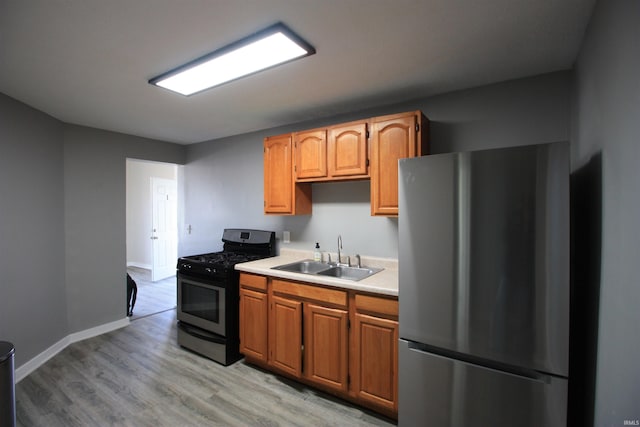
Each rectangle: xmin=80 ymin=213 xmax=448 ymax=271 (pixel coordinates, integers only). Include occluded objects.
xmin=149 ymin=23 xmax=315 ymax=96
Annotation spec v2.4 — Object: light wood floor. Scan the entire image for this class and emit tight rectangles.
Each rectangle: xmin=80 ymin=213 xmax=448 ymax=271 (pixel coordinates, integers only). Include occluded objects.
xmin=15 ymin=305 xmax=395 ymax=426
xmin=126 ymin=267 xmax=176 ymax=320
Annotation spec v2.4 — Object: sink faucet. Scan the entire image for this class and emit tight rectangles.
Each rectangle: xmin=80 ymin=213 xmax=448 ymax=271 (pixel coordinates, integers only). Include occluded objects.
xmin=337 ymin=235 xmax=343 ymax=266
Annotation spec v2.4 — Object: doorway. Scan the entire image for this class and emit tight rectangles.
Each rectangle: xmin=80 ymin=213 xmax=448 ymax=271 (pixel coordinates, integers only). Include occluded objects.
xmin=126 ymin=159 xmax=178 ymax=319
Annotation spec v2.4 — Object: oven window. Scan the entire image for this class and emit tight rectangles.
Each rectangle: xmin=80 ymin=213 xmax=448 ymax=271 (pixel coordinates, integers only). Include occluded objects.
xmin=181 ymin=281 xmax=220 ymax=323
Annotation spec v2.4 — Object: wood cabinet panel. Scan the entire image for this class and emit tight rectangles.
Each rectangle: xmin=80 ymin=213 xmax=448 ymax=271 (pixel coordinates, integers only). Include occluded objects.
xmin=269 ymin=295 xmax=302 ymax=377
xmin=239 ymin=273 xmax=267 ymax=291
xmin=353 ymin=313 xmax=398 ymax=412
xmin=271 ymin=279 xmax=347 ymax=307
xmin=370 ymin=113 xmax=416 ymax=216
xmin=304 ymin=304 xmax=349 ymax=393
xmin=239 ymin=287 xmax=268 ymax=362
xmin=354 ymin=294 xmax=398 ymax=318
xmin=328 ymin=121 xmax=368 ymax=178
xmin=295 ymin=129 xmax=327 ymax=179
xmin=370 ymin=110 xmax=429 ymax=216
xmin=264 ymin=134 xmax=312 ymax=215
xmin=264 ymin=134 xmax=293 ymax=213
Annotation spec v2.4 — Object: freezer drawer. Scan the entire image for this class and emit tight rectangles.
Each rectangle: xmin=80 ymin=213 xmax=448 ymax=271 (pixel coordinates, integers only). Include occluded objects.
xmin=398 ymin=339 xmax=567 ymax=427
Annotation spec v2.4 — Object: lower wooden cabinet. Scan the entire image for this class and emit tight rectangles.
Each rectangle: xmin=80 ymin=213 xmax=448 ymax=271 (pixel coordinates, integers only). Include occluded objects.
xmin=269 ymin=295 xmax=303 ymax=377
xmin=352 ymin=313 xmax=398 ymax=412
xmin=239 ymin=288 xmax=268 ymax=362
xmin=238 ymin=273 xmax=399 ymax=419
xmin=304 ymin=303 xmax=349 ymax=393
xmin=239 ymin=273 xmax=269 ymax=362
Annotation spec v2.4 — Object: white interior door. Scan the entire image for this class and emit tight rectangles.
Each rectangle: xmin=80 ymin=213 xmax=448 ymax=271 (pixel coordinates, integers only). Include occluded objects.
xmin=151 ymin=177 xmax=177 ymax=281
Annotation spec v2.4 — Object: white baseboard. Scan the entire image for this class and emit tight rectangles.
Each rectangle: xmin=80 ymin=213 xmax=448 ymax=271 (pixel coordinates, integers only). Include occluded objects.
xmin=15 ymin=317 xmax=130 ymax=383
xmin=127 ymin=262 xmax=151 ymax=270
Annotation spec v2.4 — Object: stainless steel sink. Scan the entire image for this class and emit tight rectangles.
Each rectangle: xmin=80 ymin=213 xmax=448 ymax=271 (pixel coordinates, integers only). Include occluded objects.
xmin=271 ymin=260 xmax=382 ymax=281
xmin=271 ymin=259 xmax=331 ymax=274
xmin=316 ymin=265 xmax=383 ymax=281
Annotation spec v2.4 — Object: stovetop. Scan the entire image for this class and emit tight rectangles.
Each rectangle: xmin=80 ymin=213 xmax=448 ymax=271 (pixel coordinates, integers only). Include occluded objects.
xmin=182 ymin=251 xmax=266 ymax=269
xmin=177 ymin=229 xmax=276 ymax=280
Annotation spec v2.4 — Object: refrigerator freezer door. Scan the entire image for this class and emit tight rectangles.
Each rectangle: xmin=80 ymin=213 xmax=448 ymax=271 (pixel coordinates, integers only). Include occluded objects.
xmin=398 ymin=142 xmax=570 ymax=376
xmin=398 ymin=339 xmax=568 ymax=427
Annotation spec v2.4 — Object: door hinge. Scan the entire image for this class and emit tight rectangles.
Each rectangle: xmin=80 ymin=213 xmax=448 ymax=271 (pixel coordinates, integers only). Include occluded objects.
xmin=365 ymin=159 xmax=369 ymax=167
xmin=347 ymin=319 xmax=351 ymax=330
xmin=347 ymin=374 xmax=351 ymax=386
xmin=416 ymin=123 xmax=420 ymax=132
xmin=366 ymin=130 xmax=370 ymax=139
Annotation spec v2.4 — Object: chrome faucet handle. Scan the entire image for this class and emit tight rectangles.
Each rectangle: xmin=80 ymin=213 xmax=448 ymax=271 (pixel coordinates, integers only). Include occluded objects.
xmin=355 ymin=254 xmax=361 ymax=268
xmin=346 ymin=255 xmax=351 ymax=267
xmin=327 ymin=253 xmax=332 ymax=264
xmin=337 ymin=235 xmax=343 ymax=265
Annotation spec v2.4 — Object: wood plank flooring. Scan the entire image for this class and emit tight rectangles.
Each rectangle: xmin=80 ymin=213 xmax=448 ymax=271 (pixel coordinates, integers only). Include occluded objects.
xmin=15 ymin=308 xmax=396 ymax=426
xmin=126 ymin=267 xmax=176 ymax=320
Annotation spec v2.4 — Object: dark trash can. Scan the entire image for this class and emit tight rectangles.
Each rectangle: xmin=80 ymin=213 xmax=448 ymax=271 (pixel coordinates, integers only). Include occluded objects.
xmin=0 ymin=341 xmax=15 ymax=427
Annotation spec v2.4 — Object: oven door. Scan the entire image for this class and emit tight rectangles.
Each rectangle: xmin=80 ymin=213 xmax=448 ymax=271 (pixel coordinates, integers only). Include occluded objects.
xmin=177 ymin=275 xmax=226 ymax=337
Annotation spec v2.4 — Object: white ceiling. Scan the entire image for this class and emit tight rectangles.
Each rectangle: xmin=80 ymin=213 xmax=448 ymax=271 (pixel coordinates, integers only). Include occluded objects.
xmin=0 ymin=0 xmax=595 ymax=144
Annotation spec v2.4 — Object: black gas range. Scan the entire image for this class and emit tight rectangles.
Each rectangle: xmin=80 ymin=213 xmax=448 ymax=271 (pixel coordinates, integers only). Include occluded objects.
xmin=176 ymin=229 xmax=275 ymax=365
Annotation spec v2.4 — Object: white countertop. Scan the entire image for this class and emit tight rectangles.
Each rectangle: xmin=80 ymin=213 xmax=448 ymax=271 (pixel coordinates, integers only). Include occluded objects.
xmin=235 ymin=248 xmax=398 ymax=297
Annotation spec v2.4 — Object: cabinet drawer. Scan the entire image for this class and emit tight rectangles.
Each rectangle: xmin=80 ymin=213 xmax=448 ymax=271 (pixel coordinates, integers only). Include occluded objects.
xmin=272 ymin=279 xmax=347 ymax=307
xmin=240 ymin=273 xmax=267 ymax=291
xmin=355 ymin=294 xmax=398 ymax=318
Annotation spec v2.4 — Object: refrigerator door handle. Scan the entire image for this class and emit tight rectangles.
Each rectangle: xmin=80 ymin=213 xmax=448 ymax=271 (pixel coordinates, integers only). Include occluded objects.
xmin=405 ymin=340 xmax=556 ymax=384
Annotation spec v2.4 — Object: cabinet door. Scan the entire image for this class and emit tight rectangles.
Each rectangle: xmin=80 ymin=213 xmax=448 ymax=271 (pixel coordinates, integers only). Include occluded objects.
xmin=269 ymin=295 xmax=303 ymax=377
xmin=295 ymin=129 xmax=327 ymax=179
xmin=264 ymin=134 xmax=294 ymax=213
xmin=264 ymin=134 xmax=312 ymax=215
xmin=328 ymin=121 xmax=368 ymax=178
xmin=239 ymin=287 xmax=268 ymax=362
xmin=370 ymin=112 xmax=417 ymax=216
xmin=304 ymin=303 xmax=349 ymax=393
xmin=353 ymin=313 xmax=398 ymax=412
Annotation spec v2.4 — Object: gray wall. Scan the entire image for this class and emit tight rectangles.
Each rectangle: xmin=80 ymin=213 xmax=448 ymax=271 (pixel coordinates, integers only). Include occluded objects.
xmin=572 ymin=0 xmax=640 ymax=424
xmin=181 ymin=71 xmax=570 ymax=259
xmin=0 ymin=93 xmax=67 ymax=366
xmin=0 ymin=91 xmax=186 ymax=366
xmin=64 ymin=125 xmax=185 ymax=333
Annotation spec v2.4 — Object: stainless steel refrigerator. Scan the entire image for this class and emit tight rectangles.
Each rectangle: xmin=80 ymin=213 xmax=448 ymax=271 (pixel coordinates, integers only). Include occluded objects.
xmin=398 ymin=142 xmax=570 ymax=426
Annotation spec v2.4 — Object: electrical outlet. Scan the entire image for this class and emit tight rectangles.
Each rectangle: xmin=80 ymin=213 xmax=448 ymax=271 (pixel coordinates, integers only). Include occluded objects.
xmin=283 ymin=230 xmax=290 ymax=243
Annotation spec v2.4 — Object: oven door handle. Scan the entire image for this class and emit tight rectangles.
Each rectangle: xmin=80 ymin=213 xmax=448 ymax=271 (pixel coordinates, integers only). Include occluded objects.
xmin=178 ymin=322 xmax=227 ymax=345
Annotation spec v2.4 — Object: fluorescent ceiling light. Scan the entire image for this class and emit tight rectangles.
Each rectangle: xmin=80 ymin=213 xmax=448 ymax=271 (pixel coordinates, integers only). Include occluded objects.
xmin=149 ymin=23 xmax=315 ymax=96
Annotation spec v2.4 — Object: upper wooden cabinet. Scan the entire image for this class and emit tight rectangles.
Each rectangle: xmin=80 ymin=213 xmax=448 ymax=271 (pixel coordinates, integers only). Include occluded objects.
xmin=264 ymin=134 xmax=312 ymax=215
xmin=264 ymin=110 xmax=428 ymax=216
xmin=295 ymin=120 xmax=369 ymax=182
xmin=328 ymin=121 xmax=368 ymax=178
xmin=294 ymin=129 xmax=327 ymax=179
xmin=370 ymin=111 xmax=429 ymax=216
